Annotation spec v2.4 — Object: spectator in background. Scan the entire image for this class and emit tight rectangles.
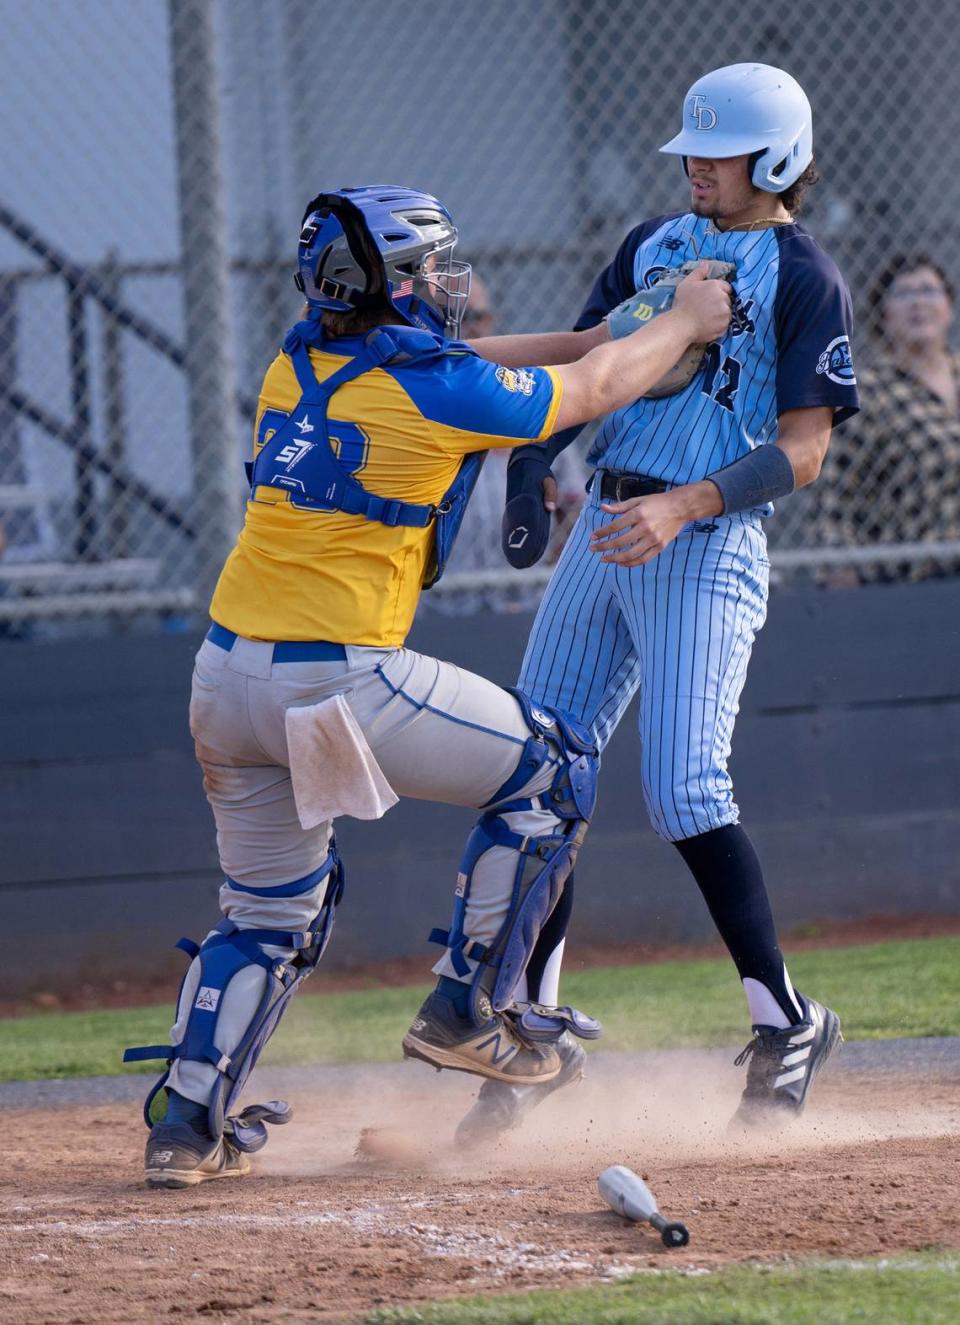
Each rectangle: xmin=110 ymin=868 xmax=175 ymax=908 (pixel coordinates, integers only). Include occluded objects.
xmin=813 ymin=254 xmax=960 ymax=583
xmin=431 ymin=273 xmax=589 ymax=613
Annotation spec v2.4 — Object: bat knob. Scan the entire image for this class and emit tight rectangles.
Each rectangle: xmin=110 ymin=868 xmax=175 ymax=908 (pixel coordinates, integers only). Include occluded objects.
xmin=660 ymin=1221 xmax=690 ymax=1248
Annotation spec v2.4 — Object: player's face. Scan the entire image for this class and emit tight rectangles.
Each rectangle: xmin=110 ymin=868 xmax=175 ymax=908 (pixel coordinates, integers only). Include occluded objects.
xmin=687 ymin=155 xmax=759 ymax=221
xmin=882 ymin=267 xmax=953 ymax=349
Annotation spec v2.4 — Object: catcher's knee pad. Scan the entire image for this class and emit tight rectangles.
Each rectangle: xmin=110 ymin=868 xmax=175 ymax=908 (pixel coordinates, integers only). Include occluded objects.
xmin=430 ymin=690 xmax=598 ymax=1022
xmin=124 ymin=842 xmax=345 ymax=1151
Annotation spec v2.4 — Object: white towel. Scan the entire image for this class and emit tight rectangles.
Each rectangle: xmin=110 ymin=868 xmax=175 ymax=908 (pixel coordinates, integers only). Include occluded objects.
xmin=285 ymin=693 xmax=399 ymax=828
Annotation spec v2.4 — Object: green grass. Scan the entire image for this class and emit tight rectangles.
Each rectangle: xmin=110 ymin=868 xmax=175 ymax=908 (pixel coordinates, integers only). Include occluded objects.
xmin=364 ymin=1254 xmax=960 ymax=1325
xmin=1 ymin=937 xmax=958 ymax=1084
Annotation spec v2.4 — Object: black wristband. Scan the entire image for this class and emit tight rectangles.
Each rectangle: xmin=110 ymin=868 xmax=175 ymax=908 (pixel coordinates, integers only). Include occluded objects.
xmin=708 ymin=445 xmax=795 ymax=515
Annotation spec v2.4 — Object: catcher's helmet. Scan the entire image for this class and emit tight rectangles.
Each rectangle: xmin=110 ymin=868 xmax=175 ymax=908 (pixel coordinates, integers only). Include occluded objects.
xmin=294 ymin=185 xmax=471 ymax=338
xmin=660 ymin=63 xmax=813 ymax=194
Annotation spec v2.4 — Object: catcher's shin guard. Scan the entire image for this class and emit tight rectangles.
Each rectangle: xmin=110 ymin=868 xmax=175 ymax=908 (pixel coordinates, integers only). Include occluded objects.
xmin=124 ymin=844 xmax=345 ymax=1151
xmin=430 ymin=691 xmax=599 ymax=1028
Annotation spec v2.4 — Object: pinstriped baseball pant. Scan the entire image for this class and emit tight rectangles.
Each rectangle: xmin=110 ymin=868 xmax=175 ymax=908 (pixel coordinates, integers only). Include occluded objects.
xmin=519 ymin=486 xmax=770 ymax=842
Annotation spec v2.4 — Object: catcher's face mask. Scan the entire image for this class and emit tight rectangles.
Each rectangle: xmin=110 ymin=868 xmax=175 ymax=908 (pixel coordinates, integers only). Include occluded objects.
xmin=396 ymin=242 xmax=472 ymax=339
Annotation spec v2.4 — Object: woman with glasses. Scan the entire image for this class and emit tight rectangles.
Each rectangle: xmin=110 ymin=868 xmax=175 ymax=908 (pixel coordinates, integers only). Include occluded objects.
xmin=815 ymin=254 xmax=960 ymax=583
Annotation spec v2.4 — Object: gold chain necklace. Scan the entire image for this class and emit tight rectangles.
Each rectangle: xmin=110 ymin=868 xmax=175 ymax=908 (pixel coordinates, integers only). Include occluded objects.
xmin=718 ymin=216 xmax=794 ymax=234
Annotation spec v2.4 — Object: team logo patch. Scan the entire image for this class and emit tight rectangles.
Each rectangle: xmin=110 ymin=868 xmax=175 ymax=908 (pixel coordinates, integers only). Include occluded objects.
xmin=194 ymin=986 xmax=221 ymax=1012
xmin=643 ymin=265 xmax=670 ymax=289
xmin=496 ymin=365 xmax=535 ymax=395
xmin=816 ymin=335 xmax=856 ymax=386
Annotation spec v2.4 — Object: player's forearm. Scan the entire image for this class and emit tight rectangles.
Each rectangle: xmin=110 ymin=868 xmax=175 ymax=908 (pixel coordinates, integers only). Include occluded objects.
xmin=552 ymin=309 xmax=698 ymax=430
xmin=469 ymin=323 xmax=608 ymax=367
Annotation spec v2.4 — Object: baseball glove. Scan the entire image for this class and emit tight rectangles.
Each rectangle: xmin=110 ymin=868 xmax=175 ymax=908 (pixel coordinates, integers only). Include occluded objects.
xmin=606 ymin=259 xmax=736 ymax=398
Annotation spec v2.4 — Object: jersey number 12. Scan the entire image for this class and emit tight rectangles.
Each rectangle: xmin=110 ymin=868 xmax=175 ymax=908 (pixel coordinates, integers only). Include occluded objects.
xmin=702 ymin=345 xmax=741 ymax=412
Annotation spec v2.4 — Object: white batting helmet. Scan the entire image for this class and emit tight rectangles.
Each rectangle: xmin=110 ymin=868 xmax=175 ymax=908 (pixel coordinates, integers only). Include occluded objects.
xmin=660 ymin=63 xmax=813 ymax=194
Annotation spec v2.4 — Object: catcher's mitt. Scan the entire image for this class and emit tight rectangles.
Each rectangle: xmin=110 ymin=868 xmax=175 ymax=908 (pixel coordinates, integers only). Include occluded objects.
xmin=606 ymin=259 xmax=736 ymax=398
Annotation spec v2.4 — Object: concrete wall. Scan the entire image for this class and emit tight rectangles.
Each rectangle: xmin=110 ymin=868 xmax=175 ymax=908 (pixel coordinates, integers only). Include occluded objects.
xmin=2 ymin=580 xmax=958 ymax=997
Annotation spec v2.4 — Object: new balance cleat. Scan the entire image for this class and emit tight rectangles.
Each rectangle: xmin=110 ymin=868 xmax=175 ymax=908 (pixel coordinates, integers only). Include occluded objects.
xmin=730 ymin=994 xmax=842 ymax=1129
xmin=455 ymin=1030 xmax=587 ymax=1147
xmin=144 ymin=1122 xmax=251 ymax=1189
xmin=402 ymin=991 xmax=561 ymax=1085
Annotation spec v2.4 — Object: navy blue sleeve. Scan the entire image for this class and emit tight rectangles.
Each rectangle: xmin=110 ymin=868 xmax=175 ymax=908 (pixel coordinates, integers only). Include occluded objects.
xmin=527 ymin=215 xmax=685 ymax=461
xmin=774 ymin=231 xmax=860 ymax=426
xmin=572 ymin=213 xmax=683 ymax=330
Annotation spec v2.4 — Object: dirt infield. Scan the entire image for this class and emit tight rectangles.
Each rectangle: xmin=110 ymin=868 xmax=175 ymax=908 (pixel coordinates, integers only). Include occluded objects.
xmin=3 ymin=1049 xmax=959 ymax=1323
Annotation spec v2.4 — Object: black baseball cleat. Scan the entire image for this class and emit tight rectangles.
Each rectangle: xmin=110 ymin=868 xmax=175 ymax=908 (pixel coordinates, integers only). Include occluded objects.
xmin=144 ymin=1121 xmax=251 ymax=1189
xmin=402 ymin=991 xmax=561 ymax=1085
xmin=454 ymin=1031 xmax=587 ymax=1147
xmin=729 ymin=994 xmax=842 ymax=1130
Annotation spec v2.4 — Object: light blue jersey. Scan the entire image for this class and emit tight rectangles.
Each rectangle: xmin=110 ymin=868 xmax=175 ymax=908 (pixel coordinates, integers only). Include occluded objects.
xmin=520 ymin=213 xmax=859 ymax=843
xmin=583 ymin=214 xmax=857 ymax=500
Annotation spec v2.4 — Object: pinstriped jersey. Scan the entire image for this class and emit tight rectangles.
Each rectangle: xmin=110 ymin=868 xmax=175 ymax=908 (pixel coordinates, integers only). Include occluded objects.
xmin=576 ymin=214 xmax=859 ymax=503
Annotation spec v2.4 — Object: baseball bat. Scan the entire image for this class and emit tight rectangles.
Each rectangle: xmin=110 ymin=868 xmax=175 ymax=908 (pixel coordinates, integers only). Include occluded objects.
xmin=598 ymin=1164 xmax=690 ymax=1248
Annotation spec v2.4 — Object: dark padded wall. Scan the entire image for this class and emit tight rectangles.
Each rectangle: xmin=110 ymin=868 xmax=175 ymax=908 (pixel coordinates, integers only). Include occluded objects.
xmin=1 ymin=580 xmax=958 ymax=997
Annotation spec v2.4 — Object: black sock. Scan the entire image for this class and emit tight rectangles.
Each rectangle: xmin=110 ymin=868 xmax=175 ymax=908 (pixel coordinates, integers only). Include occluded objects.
xmin=673 ymin=824 xmax=802 ymax=1026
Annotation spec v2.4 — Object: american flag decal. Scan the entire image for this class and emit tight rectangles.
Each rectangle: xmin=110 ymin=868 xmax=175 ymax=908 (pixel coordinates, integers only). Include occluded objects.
xmin=393 ymin=279 xmax=413 ymax=298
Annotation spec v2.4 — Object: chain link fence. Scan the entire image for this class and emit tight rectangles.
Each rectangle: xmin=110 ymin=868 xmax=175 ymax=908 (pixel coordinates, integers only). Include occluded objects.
xmin=1 ymin=0 xmax=957 ymax=634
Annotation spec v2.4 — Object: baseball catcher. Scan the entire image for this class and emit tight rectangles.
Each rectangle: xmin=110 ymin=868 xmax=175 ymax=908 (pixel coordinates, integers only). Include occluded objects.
xmin=124 ymin=185 xmax=731 ymax=1186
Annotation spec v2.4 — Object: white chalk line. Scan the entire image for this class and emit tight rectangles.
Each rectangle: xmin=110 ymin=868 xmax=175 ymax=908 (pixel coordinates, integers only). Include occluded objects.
xmin=6 ymin=1200 xmax=635 ymax=1281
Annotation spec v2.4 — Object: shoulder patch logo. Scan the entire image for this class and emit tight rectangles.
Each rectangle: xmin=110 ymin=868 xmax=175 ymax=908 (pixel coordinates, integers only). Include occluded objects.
xmin=496 ymin=365 xmax=535 ymax=395
xmin=816 ymin=335 xmax=856 ymax=386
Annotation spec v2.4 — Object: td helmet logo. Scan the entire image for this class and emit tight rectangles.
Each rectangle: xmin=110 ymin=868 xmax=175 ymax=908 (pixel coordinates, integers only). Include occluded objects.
xmin=689 ymin=94 xmax=718 ymax=131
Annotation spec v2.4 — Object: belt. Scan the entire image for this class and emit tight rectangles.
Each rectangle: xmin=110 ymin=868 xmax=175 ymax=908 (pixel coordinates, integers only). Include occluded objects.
xmin=598 ymin=471 xmax=670 ymax=502
xmin=207 ymin=623 xmax=347 ymax=663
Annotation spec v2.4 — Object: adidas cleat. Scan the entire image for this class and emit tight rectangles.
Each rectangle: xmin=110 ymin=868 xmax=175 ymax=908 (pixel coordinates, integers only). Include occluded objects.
xmin=455 ymin=1030 xmax=587 ymax=1148
xmin=730 ymin=994 xmax=842 ymax=1129
xmin=144 ymin=1122 xmax=251 ymax=1189
xmin=402 ymin=991 xmax=561 ymax=1085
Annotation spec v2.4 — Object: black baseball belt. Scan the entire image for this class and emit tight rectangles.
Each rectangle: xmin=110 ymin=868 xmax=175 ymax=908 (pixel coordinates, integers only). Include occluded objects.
xmin=598 ymin=471 xmax=671 ymax=502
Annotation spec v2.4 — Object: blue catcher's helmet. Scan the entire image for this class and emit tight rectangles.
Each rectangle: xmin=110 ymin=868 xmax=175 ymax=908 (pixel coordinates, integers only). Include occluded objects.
xmin=660 ymin=63 xmax=813 ymax=194
xmin=294 ymin=185 xmax=472 ymax=338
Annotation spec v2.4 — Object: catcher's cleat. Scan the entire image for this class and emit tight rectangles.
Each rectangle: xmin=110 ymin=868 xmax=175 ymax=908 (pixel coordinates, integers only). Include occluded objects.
xmin=143 ymin=1122 xmax=251 ymax=1189
xmin=729 ymin=994 xmax=842 ymax=1130
xmin=455 ymin=1030 xmax=587 ymax=1148
xmin=402 ymin=991 xmax=561 ymax=1085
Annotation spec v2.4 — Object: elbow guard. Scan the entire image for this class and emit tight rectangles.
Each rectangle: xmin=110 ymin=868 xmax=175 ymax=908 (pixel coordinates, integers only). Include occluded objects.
xmin=502 ymin=451 xmax=555 ymax=568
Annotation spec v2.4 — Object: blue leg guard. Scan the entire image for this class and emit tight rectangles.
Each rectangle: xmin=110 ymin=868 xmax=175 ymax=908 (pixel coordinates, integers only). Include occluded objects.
xmin=430 ymin=692 xmax=600 ymax=1037
xmin=124 ymin=843 xmax=345 ymax=1152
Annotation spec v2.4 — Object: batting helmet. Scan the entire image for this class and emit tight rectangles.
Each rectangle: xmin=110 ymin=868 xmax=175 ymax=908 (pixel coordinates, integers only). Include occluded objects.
xmin=294 ymin=185 xmax=471 ymax=338
xmin=660 ymin=63 xmax=813 ymax=194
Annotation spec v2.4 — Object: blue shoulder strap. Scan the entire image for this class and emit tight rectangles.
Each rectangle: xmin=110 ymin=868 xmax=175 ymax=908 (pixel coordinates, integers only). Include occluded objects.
xmin=249 ymin=321 xmax=437 ymax=528
xmin=247 ymin=316 xmax=488 ymax=579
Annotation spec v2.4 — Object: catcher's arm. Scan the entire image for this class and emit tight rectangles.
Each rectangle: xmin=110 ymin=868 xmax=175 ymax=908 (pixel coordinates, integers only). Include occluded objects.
xmin=550 ymin=264 xmax=732 ymax=432
xmin=468 ymin=323 xmax=607 ymax=368
xmin=501 ymin=266 xmax=731 ymax=567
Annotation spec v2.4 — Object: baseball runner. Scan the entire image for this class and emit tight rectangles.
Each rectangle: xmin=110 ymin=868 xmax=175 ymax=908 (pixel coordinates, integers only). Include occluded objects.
xmin=124 ymin=185 xmax=731 ymax=1186
xmin=446 ymin=64 xmax=860 ymax=1145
